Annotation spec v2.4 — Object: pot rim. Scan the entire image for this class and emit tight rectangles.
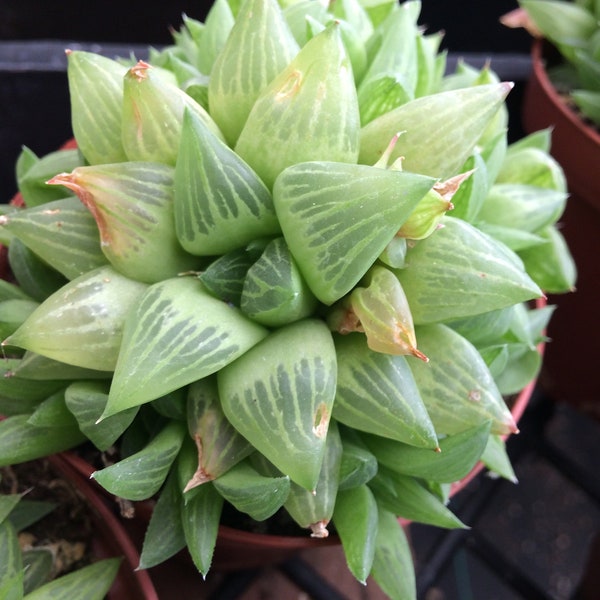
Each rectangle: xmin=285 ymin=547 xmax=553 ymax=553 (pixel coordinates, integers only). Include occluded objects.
xmin=531 ymin=39 xmax=600 ymax=147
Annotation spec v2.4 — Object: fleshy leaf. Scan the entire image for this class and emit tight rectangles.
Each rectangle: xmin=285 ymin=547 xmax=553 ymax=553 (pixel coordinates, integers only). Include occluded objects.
xmin=369 ymin=468 xmax=466 ymax=529
xmin=333 ymin=333 xmax=437 ymax=448
xmin=408 ymin=324 xmax=517 ymax=436
xmin=235 ymin=24 xmax=360 ymax=189
xmin=174 ymin=109 xmax=279 ymax=256
xmin=3 ymin=266 xmax=148 ymax=371
xmin=347 ymin=265 xmax=426 ymax=359
xmin=67 ymin=50 xmax=128 ymax=164
xmin=184 ymin=377 xmax=253 ymax=490
xmin=48 ymin=163 xmax=199 ymax=283
xmin=273 ymin=161 xmax=434 ymax=305
xmin=359 ymin=83 xmax=513 ymax=178
xmin=208 ymin=0 xmax=299 ymax=146
xmin=92 ymin=421 xmax=186 ymax=500
xmin=371 ymin=507 xmax=416 ymax=600
xmin=394 ymin=217 xmax=543 ymax=324
xmin=284 ymin=421 xmax=342 ymax=536
xmin=338 ymin=433 xmax=379 ymax=491
xmin=240 ymin=237 xmax=318 ymax=327
xmin=122 ymin=60 xmax=223 ymax=165
xmin=213 ymin=459 xmax=290 ymax=521
xmin=105 ymin=276 xmax=267 ymax=415
xmin=64 ymin=380 xmax=138 ymax=451
xmin=361 ymin=421 xmax=492 ymax=483
xmin=218 ymin=319 xmax=337 ymax=491
xmin=0 ymin=197 xmax=108 ymax=280
xmin=333 ymin=484 xmax=378 ymax=584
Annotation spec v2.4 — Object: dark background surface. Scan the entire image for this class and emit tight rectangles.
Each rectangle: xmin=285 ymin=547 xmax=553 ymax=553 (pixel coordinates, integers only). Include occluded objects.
xmin=0 ymin=1 xmax=532 ymax=201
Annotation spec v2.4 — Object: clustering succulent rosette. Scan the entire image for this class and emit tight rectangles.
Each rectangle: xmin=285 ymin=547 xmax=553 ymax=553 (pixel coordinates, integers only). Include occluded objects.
xmin=0 ymin=0 xmax=575 ymax=597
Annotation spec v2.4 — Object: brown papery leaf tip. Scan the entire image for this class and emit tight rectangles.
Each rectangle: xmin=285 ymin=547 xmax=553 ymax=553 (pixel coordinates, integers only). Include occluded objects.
xmin=310 ymin=521 xmax=330 ymax=538
xmin=412 ymin=348 xmax=429 ymax=362
xmin=65 ymin=48 xmax=72 ymax=56
xmin=434 ymin=446 xmax=442 ymax=453
xmin=503 ymin=81 xmax=515 ymax=95
xmin=131 ymin=60 xmax=152 ymax=81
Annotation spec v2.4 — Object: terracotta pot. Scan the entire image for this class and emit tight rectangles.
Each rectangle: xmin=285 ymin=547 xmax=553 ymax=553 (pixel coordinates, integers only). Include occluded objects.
xmin=58 ymin=353 xmax=541 ymax=577
xmin=45 ymin=454 xmax=159 ymax=600
xmin=522 ymin=39 xmax=600 ymax=419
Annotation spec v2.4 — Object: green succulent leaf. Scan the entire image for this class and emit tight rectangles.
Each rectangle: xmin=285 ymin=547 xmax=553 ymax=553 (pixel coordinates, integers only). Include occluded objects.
xmin=361 ymin=421 xmax=492 ymax=483
xmin=235 ymin=24 xmax=360 ymax=189
xmin=477 ymin=184 xmax=567 ymax=234
xmin=9 ymin=352 xmax=110 ymax=381
xmin=284 ymin=421 xmax=342 ymax=536
xmin=7 ymin=240 xmax=67 ymax=302
xmin=333 ymin=333 xmax=437 ymax=448
xmin=518 ymin=225 xmax=577 ymax=293
xmin=219 ymin=319 xmax=337 ymax=491
xmin=196 ymin=0 xmax=235 ymax=75
xmin=338 ymin=431 xmax=379 ymax=491
xmin=122 ymin=60 xmax=223 ymax=165
xmin=48 ymin=162 xmax=199 ymax=283
xmin=369 ymin=468 xmax=466 ymax=529
xmin=409 ymin=324 xmax=517 ymax=436
xmin=0 ymin=494 xmax=22 ymax=526
xmin=199 ymin=240 xmax=268 ymax=305
xmin=174 ymin=109 xmax=279 ymax=256
xmin=23 ymin=557 xmax=120 ymax=600
xmin=333 ymin=485 xmax=378 ymax=584
xmin=139 ymin=470 xmax=186 ymax=569
xmin=67 ymin=50 xmax=128 ymax=165
xmin=0 ymin=414 xmax=85 ymax=467
xmin=0 ymin=198 xmax=108 ymax=281
xmin=92 ymin=421 xmax=186 ymax=500
xmin=17 ymin=149 xmax=83 ymax=208
xmin=65 ymin=380 xmax=138 ymax=451
xmin=213 ymin=459 xmax=290 ymax=521
xmin=181 ymin=483 xmax=223 ymax=577
xmin=359 ymin=83 xmax=512 ymax=178
xmin=208 ymin=0 xmax=300 ymax=146
xmin=184 ymin=377 xmax=253 ymax=491
xmin=21 ymin=548 xmax=52 ymax=595
xmin=481 ymin=434 xmax=518 ymax=483
xmin=496 ymin=147 xmax=566 ymax=191
xmin=273 ymin=161 xmax=434 ymax=305
xmin=395 ymin=217 xmax=543 ymax=324
xmin=105 ymin=276 xmax=267 ymax=415
xmin=4 ymin=266 xmax=148 ymax=371
xmin=0 ymin=298 xmax=39 ymax=341
xmin=0 ymin=519 xmax=24 ymax=600
xmin=371 ymin=507 xmax=416 ymax=600
xmin=27 ymin=390 xmax=78 ymax=429
xmin=240 ymin=237 xmax=318 ymax=327
xmin=7 ymin=500 xmax=57 ymax=533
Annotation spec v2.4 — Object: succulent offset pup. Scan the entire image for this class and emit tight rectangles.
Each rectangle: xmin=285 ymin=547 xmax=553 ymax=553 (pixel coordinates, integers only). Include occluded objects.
xmin=0 ymin=0 xmax=575 ymax=597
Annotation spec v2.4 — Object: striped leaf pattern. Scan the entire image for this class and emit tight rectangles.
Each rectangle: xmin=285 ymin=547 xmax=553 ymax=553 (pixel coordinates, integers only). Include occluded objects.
xmin=49 ymin=163 xmax=200 ymax=283
xmin=235 ymin=25 xmax=360 ymax=189
xmin=105 ymin=276 xmax=268 ymax=415
xmin=394 ymin=217 xmax=543 ymax=324
xmin=273 ymin=161 xmax=434 ymax=304
xmin=208 ymin=0 xmax=300 ymax=146
xmin=333 ymin=333 xmax=438 ymax=448
xmin=67 ymin=51 xmax=128 ymax=164
xmin=284 ymin=421 xmax=342 ymax=535
xmin=240 ymin=237 xmax=317 ymax=327
xmin=174 ymin=109 xmax=279 ymax=256
xmin=409 ymin=324 xmax=517 ymax=435
xmin=185 ymin=377 xmax=253 ymax=489
xmin=218 ymin=319 xmax=337 ymax=491
xmin=122 ymin=61 xmax=224 ymax=166
xmin=0 ymin=197 xmax=108 ymax=280
xmin=4 ymin=266 xmax=148 ymax=371
xmin=92 ymin=421 xmax=186 ymax=500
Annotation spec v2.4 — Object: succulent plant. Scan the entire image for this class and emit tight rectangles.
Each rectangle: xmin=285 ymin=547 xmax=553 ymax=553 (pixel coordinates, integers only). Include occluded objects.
xmin=503 ymin=0 xmax=600 ymax=126
xmin=0 ymin=0 xmax=575 ymax=598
